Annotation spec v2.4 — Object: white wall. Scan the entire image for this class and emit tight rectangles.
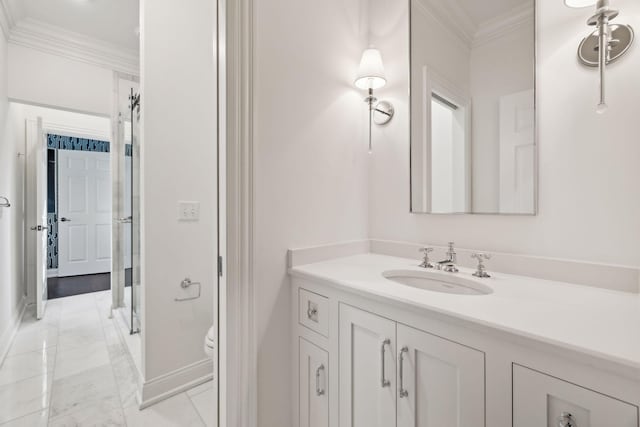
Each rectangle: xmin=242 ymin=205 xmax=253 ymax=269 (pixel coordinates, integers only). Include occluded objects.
xmin=0 ymin=29 xmax=27 ymax=359
xmin=8 ymin=45 xmax=114 ymax=116
xmin=254 ymin=0 xmax=370 ymax=424
xmin=139 ymin=0 xmax=216 ymax=388
xmin=369 ymin=0 xmax=640 ymax=267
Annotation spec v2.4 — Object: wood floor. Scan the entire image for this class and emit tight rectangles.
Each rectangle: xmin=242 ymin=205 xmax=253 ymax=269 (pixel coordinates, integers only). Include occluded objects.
xmin=47 ymin=269 xmax=131 ymax=299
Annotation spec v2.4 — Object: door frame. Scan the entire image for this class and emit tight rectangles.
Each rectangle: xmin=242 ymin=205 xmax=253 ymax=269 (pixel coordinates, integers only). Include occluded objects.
xmin=25 ymin=116 xmax=110 ymax=304
xmin=222 ymin=0 xmax=257 ymax=425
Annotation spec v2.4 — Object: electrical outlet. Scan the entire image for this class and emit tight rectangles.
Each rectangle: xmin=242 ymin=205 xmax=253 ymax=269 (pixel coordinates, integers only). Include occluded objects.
xmin=178 ymin=201 xmax=200 ymax=221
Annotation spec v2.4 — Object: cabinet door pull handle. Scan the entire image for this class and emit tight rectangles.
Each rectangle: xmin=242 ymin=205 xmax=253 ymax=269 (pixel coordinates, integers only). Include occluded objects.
xmin=315 ymin=364 xmax=325 ymax=396
xmin=380 ymin=339 xmax=391 ymax=388
xmin=399 ymin=346 xmax=409 ymax=398
xmin=558 ymin=412 xmax=577 ymax=427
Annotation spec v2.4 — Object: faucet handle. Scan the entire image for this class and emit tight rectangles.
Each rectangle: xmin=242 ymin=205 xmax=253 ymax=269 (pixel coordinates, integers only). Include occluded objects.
xmin=471 ymin=253 xmax=491 ymax=278
xmin=418 ymin=247 xmax=435 ymax=268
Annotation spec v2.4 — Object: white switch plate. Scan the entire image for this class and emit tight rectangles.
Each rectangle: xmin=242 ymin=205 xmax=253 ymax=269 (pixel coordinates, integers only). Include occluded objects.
xmin=178 ymin=201 xmax=200 ymax=221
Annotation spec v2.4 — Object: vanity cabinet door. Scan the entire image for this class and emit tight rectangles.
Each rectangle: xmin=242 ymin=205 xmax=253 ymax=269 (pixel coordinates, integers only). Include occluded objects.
xmin=396 ymin=324 xmax=485 ymax=427
xmin=513 ymin=365 xmax=639 ymax=427
xmin=339 ymin=304 xmax=397 ymax=427
xmin=299 ymin=338 xmax=329 ymax=427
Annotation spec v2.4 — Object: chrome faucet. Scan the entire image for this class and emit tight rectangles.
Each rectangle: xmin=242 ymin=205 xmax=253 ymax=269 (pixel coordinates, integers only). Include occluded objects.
xmin=436 ymin=242 xmax=458 ymax=273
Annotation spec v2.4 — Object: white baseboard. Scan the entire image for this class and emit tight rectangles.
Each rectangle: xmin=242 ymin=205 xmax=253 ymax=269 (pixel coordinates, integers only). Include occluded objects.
xmin=139 ymin=358 xmax=214 ymax=409
xmin=0 ymin=296 xmax=28 ymax=366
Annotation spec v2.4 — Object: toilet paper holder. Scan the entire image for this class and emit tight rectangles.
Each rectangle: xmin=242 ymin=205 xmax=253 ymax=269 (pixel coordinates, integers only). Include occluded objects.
xmin=175 ymin=278 xmax=201 ymax=302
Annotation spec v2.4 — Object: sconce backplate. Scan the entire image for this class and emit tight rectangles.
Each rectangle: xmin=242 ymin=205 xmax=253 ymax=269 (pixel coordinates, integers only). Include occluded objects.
xmin=578 ymin=24 xmax=634 ymax=66
xmin=373 ymin=101 xmax=394 ymax=125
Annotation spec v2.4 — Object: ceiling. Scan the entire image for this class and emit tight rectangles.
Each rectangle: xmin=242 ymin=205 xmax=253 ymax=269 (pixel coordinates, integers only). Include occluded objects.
xmin=457 ymin=0 xmax=531 ymax=26
xmin=8 ymin=0 xmax=139 ymax=51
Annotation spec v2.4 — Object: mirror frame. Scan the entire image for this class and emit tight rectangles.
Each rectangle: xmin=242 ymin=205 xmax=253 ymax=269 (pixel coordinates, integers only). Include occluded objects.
xmin=408 ymin=0 xmax=538 ymax=216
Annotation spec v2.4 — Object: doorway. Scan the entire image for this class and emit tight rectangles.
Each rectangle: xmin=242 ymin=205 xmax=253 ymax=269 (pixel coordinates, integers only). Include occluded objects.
xmin=18 ymin=102 xmax=112 ymax=316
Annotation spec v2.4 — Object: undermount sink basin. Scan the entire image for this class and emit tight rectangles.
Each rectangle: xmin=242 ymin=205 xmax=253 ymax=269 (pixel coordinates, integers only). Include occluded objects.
xmin=382 ymin=270 xmax=493 ymax=295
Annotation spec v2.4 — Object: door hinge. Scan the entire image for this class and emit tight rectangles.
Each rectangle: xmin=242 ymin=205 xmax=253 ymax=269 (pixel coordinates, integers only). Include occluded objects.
xmin=218 ymin=255 xmax=223 ymax=277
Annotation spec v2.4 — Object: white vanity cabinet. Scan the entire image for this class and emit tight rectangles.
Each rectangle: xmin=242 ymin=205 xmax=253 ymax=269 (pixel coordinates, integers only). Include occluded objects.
xmin=299 ymin=338 xmax=329 ymax=427
xmin=338 ymin=304 xmax=485 ymax=427
xmin=291 ymin=272 xmax=640 ymax=427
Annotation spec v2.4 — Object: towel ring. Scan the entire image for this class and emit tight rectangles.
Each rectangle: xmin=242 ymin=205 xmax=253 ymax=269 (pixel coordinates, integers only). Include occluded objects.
xmin=0 ymin=196 xmax=10 ymax=208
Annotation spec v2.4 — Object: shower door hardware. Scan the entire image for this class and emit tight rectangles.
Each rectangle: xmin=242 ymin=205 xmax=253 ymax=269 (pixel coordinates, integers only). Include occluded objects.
xmin=399 ymin=346 xmax=409 ymax=398
xmin=557 ymin=412 xmax=577 ymax=427
xmin=174 ymin=277 xmax=202 ymax=302
xmin=315 ymin=364 xmax=326 ymax=396
xmin=59 ymin=217 xmax=71 ymax=222
xmin=0 ymin=196 xmax=10 ymax=207
xmin=117 ymin=216 xmax=132 ymax=223
xmin=380 ymin=338 xmax=391 ymax=387
xmin=30 ymin=225 xmax=48 ymax=231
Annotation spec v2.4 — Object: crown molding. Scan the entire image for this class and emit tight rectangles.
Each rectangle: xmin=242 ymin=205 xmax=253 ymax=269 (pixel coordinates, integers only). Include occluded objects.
xmin=9 ymin=18 xmax=139 ymax=75
xmin=414 ymin=0 xmax=475 ymax=48
xmin=0 ymin=0 xmax=14 ymax=38
xmin=473 ymin=3 xmax=535 ymax=48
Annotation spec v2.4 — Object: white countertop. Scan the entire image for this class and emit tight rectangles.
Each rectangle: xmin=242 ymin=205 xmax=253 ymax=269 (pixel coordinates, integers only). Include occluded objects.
xmin=290 ymin=253 xmax=640 ymax=371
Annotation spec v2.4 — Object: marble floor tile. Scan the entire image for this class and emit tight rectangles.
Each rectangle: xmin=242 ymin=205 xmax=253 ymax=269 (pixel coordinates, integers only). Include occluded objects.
xmin=57 ymin=326 xmax=104 ymax=351
xmin=49 ymin=403 xmax=125 ymax=427
xmin=189 ymin=387 xmax=216 ymax=427
xmin=0 ymin=410 xmax=49 ymax=427
xmin=58 ymin=311 xmax=102 ymax=333
xmin=0 ymin=375 xmax=52 ymax=424
xmin=7 ymin=326 xmax=59 ymax=357
xmin=53 ymin=341 xmax=110 ymax=380
xmin=0 ymin=348 xmax=56 ymax=387
xmin=49 ymin=365 xmax=120 ymax=420
xmin=123 ymin=393 xmax=205 ymax=427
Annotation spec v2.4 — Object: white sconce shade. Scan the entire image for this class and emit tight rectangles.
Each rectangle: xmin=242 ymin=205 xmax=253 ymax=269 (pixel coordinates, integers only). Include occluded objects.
xmin=564 ymin=0 xmax=597 ymax=8
xmin=355 ymin=48 xmax=387 ymax=90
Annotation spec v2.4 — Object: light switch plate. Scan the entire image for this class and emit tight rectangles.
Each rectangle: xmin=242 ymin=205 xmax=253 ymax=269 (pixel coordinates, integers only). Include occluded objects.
xmin=178 ymin=201 xmax=200 ymax=221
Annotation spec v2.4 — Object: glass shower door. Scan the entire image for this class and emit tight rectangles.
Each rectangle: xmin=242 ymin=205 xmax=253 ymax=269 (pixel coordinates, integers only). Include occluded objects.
xmin=130 ymin=89 xmax=141 ymax=334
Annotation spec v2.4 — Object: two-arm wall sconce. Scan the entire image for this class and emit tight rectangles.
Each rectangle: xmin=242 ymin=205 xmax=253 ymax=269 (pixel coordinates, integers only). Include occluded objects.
xmin=354 ymin=48 xmax=394 ymax=153
xmin=565 ymin=0 xmax=634 ymax=113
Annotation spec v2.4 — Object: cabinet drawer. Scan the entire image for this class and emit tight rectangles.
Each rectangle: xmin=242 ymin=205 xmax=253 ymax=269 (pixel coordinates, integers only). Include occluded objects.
xmin=513 ymin=364 xmax=639 ymax=427
xmin=299 ymin=288 xmax=329 ymax=337
xmin=300 ymin=338 xmax=329 ymax=427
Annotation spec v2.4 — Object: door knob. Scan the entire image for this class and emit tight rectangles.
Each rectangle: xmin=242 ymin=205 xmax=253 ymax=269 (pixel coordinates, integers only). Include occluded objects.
xmin=60 ymin=217 xmax=71 ymax=222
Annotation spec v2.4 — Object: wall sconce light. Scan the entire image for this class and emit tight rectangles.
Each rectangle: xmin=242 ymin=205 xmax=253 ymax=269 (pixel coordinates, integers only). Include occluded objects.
xmin=355 ymin=48 xmax=394 ymax=153
xmin=565 ymin=0 xmax=634 ymax=113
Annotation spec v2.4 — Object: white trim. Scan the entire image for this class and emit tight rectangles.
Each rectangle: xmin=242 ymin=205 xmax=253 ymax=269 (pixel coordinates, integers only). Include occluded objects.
xmin=0 ymin=296 xmax=28 ymax=367
xmin=8 ymin=18 xmax=139 ymax=76
xmin=473 ymin=3 xmax=534 ymax=48
xmin=47 ymin=268 xmax=58 ymax=278
xmin=139 ymin=358 xmax=214 ymax=409
xmin=224 ymin=0 xmax=256 ymax=424
xmin=0 ymin=0 xmax=14 ymax=38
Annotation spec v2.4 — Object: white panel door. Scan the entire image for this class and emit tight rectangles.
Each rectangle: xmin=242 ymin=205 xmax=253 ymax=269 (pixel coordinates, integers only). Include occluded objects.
xmin=299 ymin=338 xmax=329 ymax=427
xmin=339 ymin=304 xmax=397 ymax=427
xmin=499 ymin=89 xmax=535 ymax=213
xmin=58 ymin=149 xmax=112 ymax=277
xmin=396 ymin=323 xmax=485 ymax=427
xmin=513 ymin=365 xmax=638 ymax=427
xmin=30 ymin=118 xmax=48 ymax=319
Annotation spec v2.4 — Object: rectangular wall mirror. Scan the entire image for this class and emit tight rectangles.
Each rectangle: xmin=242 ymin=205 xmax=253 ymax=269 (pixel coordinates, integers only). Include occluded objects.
xmin=410 ymin=0 xmax=536 ymax=215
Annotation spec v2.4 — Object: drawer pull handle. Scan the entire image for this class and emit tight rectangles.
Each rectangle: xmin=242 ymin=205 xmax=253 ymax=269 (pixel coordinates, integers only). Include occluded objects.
xmin=315 ymin=364 xmax=325 ymax=396
xmin=558 ymin=412 xmax=577 ymax=427
xmin=380 ymin=339 xmax=391 ymax=388
xmin=399 ymin=346 xmax=409 ymax=398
